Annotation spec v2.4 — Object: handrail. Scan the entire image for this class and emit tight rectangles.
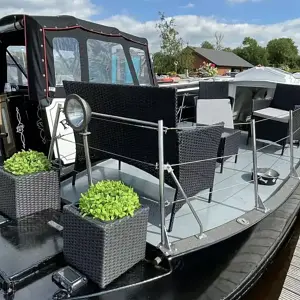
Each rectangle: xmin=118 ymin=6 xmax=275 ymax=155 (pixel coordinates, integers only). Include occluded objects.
xmin=92 ymin=111 xmax=161 ymax=129
xmin=50 ymin=100 xmax=300 ymax=256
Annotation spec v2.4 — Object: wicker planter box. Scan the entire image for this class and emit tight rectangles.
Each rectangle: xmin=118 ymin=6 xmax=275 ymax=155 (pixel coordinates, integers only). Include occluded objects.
xmin=63 ymin=204 xmax=149 ymax=288
xmin=0 ymin=168 xmax=60 ymax=220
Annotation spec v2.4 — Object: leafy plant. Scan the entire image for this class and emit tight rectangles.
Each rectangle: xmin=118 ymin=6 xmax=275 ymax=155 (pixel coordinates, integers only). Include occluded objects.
xmin=3 ymin=150 xmax=51 ymax=176
xmin=198 ymin=62 xmax=218 ymax=77
xmin=79 ymin=180 xmax=141 ymax=221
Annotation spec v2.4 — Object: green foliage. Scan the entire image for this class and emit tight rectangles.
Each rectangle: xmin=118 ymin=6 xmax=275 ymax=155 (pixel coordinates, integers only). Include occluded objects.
xmin=153 ymin=12 xmax=194 ymax=74
xmin=4 ymin=150 xmax=51 ymax=176
xmin=267 ymin=38 xmax=298 ymax=68
xmin=167 ymin=71 xmax=177 ymax=76
xmin=79 ymin=180 xmax=141 ymax=221
xmin=198 ymin=62 xmax=218 ymax=77
xmin=178 ymin=47 xmax=195 ymax=72
xmin=156 ymin=12 xmax=183 ymax=57
xmin=233 ymin=37 xmax=268 ymax=66
xmin=279 ymin=64 xmax=290 ymax=72
xmin=201 ymin=41 xmax=214 ymax=49
xmin=153 ymin=11 xmax=300 ymax=74
xmin=290 ymin=68 xmax=300 ymax=73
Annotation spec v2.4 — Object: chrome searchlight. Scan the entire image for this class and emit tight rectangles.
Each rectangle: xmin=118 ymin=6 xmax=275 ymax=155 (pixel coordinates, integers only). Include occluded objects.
xmin=64 ymin=94 xmax=92 ymax=132
xmin=64 ymin=93 xmax=93 ymax=186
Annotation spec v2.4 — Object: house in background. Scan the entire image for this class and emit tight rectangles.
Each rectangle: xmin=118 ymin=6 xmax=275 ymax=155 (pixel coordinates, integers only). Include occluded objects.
xmin=190 ymin=47 xmax=253 ymax=75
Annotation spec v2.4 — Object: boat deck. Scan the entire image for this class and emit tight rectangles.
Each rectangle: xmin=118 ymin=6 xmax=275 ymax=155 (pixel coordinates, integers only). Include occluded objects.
xmin=61 ymin=131 xmax=300 ymax=254
xmin=279 ymin=237 xmax=300 ymax=299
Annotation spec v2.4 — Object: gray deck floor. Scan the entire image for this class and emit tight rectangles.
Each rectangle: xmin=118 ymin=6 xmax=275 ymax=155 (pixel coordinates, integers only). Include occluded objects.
xmin=60 ymin=132 xmax=300 ymax=248
xmin=279 ymin=239 xmax=300 ymax=299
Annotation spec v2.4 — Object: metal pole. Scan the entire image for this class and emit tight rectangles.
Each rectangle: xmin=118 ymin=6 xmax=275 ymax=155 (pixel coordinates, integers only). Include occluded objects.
xmin=158 ymin=120 xmax=166 ymax=246
xmin=178 ymin=93 xmax=186 ymax=122
xmin=289 ymin=110 xmax=294 ymax=174
xmin=81 ymin=128 xmax=93 ymax=186
xmin=48 ymin=104 xmax=62 ymax=161
xmin=92 ymin=111 xmax=160 ymax=129
xmin=166 ymin=165 xmax=204 ymax=236
xmin=55 ymin=137 xmax=62 ymax=172
xmin=251 ymin=119 xmax=268 ymax=212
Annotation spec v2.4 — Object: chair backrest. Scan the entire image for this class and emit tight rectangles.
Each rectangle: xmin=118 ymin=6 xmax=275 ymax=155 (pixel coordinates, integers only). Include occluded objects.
xmin=271 ymin=83 xmax=300 ymax=111
xmin=199 ymin=81 xmax=229 ymax=99
xmin=176 ymin=123 xmax=224 ymax=199
xmin=63 ymin=81 xmax=179 ymax=182
xmin=196 ymin=98 xmax=233 ymax=129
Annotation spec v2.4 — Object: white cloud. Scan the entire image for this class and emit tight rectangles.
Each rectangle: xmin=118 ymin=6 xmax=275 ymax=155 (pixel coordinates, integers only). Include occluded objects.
xmin=180 ymin=3 xmax=195 ymax=8
xmin=0 ymin=0 xmax=98 ymax=19
xmin=99 ymin=14 xmax=300 ymax=53
xmin=1 ymin=1 xmax=299 ymax=56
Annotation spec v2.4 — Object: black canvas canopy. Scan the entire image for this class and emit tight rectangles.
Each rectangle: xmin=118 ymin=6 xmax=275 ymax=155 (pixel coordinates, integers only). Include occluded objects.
xmin=0 ymin=14 xmax=155 ymax=157
xmin=0 ymin=14 xmax=155 ymax=103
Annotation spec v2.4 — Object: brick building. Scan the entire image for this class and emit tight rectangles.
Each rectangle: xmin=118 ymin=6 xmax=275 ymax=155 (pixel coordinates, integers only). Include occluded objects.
xmin=190 ymin=47 xmax=253 ymax=75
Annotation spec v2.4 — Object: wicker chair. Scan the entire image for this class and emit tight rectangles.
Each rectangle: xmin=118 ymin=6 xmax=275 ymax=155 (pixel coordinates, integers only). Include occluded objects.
xmin=247 ymin=83 xmax=300 ymax=155
xmin=199 ymin=81 xmax=230 ymax=102
xmin=197 ymin=84 xmax=241 ymax=173
xmin=63 ymin=81 xmax=224 ymax=231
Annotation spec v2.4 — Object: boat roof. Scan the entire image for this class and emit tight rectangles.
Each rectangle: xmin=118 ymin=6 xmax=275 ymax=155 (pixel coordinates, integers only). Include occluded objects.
xmin=0 ymin=14 xmax=148 ymax=46
xmin=233 ymin=66 xmax=300 ymax=85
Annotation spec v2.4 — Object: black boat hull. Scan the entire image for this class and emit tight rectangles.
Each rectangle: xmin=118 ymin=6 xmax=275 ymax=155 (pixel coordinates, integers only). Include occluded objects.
xmin=0 ymin=181 xmax=299 ymax=300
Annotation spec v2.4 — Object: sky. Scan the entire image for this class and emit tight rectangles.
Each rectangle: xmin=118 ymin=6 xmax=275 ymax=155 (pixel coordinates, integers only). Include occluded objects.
xmin=2 ymin=0 xmax=300 ymax=53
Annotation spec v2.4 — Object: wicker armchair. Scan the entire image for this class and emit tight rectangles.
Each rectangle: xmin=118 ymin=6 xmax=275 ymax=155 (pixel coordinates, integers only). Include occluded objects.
xmin=63 ymin=81 xmax=224 ymax=231
xmin=199 ymin=81 xmax=231 ymax=103
xmin=196 ymin=97 xmax=241 ymax=173
xmin=247 ymin=83 xmax=300 ymax=155
xmin=217 ymin=128 xmax=240 ymax=173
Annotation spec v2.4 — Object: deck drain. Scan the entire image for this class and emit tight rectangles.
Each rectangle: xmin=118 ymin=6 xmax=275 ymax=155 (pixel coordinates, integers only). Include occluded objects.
xmin=236 ymin=217 xmax=250 ymax=226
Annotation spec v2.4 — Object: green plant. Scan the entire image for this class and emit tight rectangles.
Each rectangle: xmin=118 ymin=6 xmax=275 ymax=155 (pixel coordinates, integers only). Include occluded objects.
xmin=3 ymin=150 xmax=51 ymax=176
xmin=79 ymin=180 xmax=141 ymax=221
xmin=198 ymin=62 xmax=218 ymax=77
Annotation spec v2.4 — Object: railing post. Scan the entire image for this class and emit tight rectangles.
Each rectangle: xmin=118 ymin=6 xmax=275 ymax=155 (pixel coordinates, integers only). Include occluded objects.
xmin=289 ymin=110 xmax=300 ymax=179
xmin=166 ymin=164 xmax=205 ymax=238
xmin=157 ymin=120 xmax=172 ymax=254
xmin=81 ymin=128 xmax=93 ymax=186
xmin=251 ymin=119 xmax=269 ymax=213
xmin=290 ymin=110 xmax=294 ymax=174
xmin=48 ymin=104 xmax=62 ymax=161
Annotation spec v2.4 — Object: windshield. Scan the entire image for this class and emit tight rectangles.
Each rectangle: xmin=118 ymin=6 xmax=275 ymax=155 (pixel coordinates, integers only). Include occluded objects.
xmin=52 ymin=36 xmax=152 ymax=86
xmin=53 ymin=37 xmax=81 ymax=86
xmin=6 ymin=46 xmax=28 ymax=86
xmin=87 ymin=39 xmax=134 ymax=85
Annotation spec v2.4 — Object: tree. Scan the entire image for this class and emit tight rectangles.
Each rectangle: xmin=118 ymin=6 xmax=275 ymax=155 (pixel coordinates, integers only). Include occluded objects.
xmin=153 ymin=12 xmax=194 ymax=73
xmin=223 ymin=47 xmax=232 ymax=52
xmin=233 ymin=37 xmax=268 ymax=66
xmin=152 ymin=52 xmax=167 ymax=74
xmin=178 ymin=47 xmax=195 ymax=72
xmin=266 ymin=38 xmax=298 ymax=68
xmin=156 ymin=12 xmax=183 ymax=57
xmin=201 ymin=41 xmax=214 ymax=49
xmin=214 ymin=32 xmax=224 ymax=50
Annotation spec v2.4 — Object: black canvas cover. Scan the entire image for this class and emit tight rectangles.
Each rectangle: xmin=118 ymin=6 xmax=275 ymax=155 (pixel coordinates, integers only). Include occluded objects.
xmin=63 ymin=81 xmax=179 ymax=186
xmin=0 ymin=14 xmax=153 ymax=102
xmin=0 ymin=14 xmax=155 ymax=157
xmin=0 ymin=14 xmax=154 ymax=158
